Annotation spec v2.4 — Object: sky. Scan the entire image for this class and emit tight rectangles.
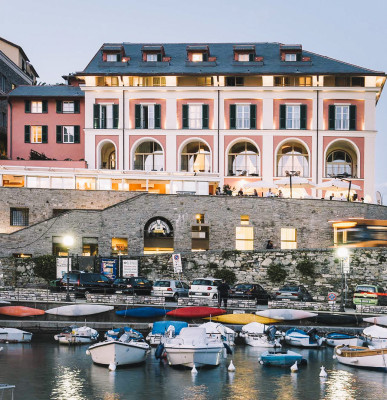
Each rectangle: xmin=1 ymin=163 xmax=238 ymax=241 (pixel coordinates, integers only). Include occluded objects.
xmin=1 ymin=0 xmax=387 ymax=199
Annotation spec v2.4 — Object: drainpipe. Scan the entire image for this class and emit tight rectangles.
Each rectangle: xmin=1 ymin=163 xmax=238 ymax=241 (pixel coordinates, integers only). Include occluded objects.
xmin=8 ymin=98 xmax=12 ymax=159
xmin=122 ymin=85 xmax=125 ymax=170
xmin=217 ymin=85 xmax=220 ymax=174
xmin=316 ymin=76 xmax=319 ymax=185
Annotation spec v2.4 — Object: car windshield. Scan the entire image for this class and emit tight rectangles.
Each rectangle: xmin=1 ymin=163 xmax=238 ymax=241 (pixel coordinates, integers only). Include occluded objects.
xmin=234 ymin=284 xmax=252 ymax=290
xmin=154 ymin=281 xmax=171 ymax=287
xmin=182 ymin=282 xmax=189 ymax=289
xmin=133 ymin=278 xmax=150 ymax=284
xmin=279 ymin=286 xmax=299 ymax=292
xmin=356 ymin=285 xmax=376 ymax=293
xmin=192 ymin=279 xmax=216 ymax=286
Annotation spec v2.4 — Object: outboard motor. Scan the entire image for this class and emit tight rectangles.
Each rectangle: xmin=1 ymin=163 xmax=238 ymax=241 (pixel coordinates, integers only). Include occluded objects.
xmin=307 ymin=328 xmax=318 ymax=343
xmin=265 ymin=326 xmax=277 ymax=342
xmin=166 ymin=325 xmax=175 ymax=338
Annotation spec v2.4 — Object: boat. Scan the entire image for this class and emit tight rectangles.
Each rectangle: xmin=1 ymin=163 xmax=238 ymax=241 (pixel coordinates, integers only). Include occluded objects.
xmin=0 ymin=328 xmax=32 ymax=343
xmin=54 ymin=325 xmax=99 ymax=345
xmin=161 ymin=327 xmax=225 ymax=368
xmin=259 ymin=350 xmax=306 ymax=367
xmin=0 ymin=306 xmax=45 ymax=317
xmin=87 ymin=327 xmax=150 ymax=368
xmin=239 ymin=323 xmax=281 ymax=348
xmin=284 ymin=328 xmax=324 ymax=348
xmin=205 ymin=313 xmax=279 ymax=325
xmin=256 ymin=309 xmax=317 ymax=321
xmin=116 ymin=307 xmax=170 ymax=318
xmin=364 ymin=316 xmax=387 ymax=327
xmin=46 ymin=304 xmax=113 ymax=316
xmin=0 ymin=300 xmax=10 ymax=306
xmin=167 ymin=307 xmax=226 ymax=319
xmin=314 ymin=313 xmax=362 ymax=325
xmin=198 ymin=322 xmax=236 ymax=346
xmin=334 ymin=345 xmax=387 ymax=371
xmin=324 ymin=332 xmax=363 ymax=347
xmin=363 ymin=325 xmax=387 ymax=348
xmin=146 ymin=321 xmax=188 ymax=346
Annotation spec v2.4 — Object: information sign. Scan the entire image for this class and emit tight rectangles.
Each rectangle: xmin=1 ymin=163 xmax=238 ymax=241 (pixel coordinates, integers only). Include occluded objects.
xmin=101 ymin=258 xmax=118 ymax=279
xmin=122 ymin=260 xmax=139 ymax=277
xmin=56 ymin=257 xmax=71 ymax=278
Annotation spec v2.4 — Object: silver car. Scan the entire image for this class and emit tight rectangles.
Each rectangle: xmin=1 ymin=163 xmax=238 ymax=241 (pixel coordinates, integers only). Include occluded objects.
xmin=152 ymin=279 xmax=189 ymax=301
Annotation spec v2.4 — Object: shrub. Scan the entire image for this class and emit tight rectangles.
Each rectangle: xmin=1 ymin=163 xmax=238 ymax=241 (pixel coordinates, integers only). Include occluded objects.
xmin=267 ymin=263 xmax=287 ymax=283
xmin=296 ymin=258 xmax=316 ymax=278
xmin=31 ymin=255 xmax=57 ymax=283
xmin=214 ymin=268 xmax=236 ymax=284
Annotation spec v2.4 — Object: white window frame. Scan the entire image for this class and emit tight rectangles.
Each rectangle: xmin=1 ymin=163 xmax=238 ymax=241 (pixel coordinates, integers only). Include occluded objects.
xmin=285 ymin=53 xmax=297 ymax=62
xmin=188 ymin=104 xmax=202 ymax=129
xmin=31 ymin=101 xmax=42 ymax=113
xmin=286 ymin=105 xmax=301 ymax=129
xmin=281 ymin=228 xmax=297 ymax=249
xmin=192 ymin=53 xmax=203 ymax=62
xmin=238 ymin=54 xmax=249 ymax=62
xmin=31 ymin=126 xmax=42 ymax=143
xmin=106 ymin=54 xmax=118 ymax=62
xmin=236 ymin=226 xmax=254 ymax=250
xmin=63 ymin=126 xmax=74 ymax=143
xmin=99 ymin=103 xmax=114 ymax=129
xmin=236 ymin=105 xmax=250 ymax=129
xmin=140 ymin=104 xmax=155 ymax=129
xmin=335 ymin=105 xmax=350 ymax=131
xmin=63 ymin=101 xmax=75 ymax=113
xmin=146 ymin=54 xmax=158 ymax=62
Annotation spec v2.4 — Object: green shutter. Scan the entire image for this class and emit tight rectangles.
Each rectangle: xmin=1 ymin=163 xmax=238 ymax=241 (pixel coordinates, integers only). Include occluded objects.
xmin=74 ymin=100 xmax=80 ymax=113
xmin=42 ymin=126 xmax=48 ymax=143
xmin=202 ymin=104 xmax=209 ymax=129
xmin=93 ymin=104 xmax=100 ymax=129
xmin=250 ymin=104 xmax=256 ymax=129
xmin=230 ymin=104 xmax=236 ymax=129
xmin=296 ymin=53 xmax=302 ymax=61
xmin=42 ymin=100 xmax=48 ymax=113
xmin=56 ymin=100 xmax=62 ymax=113
xmin=25 ymin=100 xmax=31 ymax=113
xmin=202 ymin=53 xmax=208 ymax=61
xmin=157 ymin=53 xmax=162 ymax=62
xmin=300 ymin=105 xmax=307 ymax=129
xmin=249 ymin=53 xmax=254 ymax=62
xmin=74 ymin=126 xmax=80 ymax=143
xmin=182 ymin=104 xmax=189 ymax=129
xmin=154 ymin=104 xmax=161 ymax=128
xmin=349 ymin=105 xmax=356 ymax=130
xmin=24 ymin=125 xmax=30 ymax=142
xmin=328 ymin=105 xmax=335 ymax=130
xmin=116 ymin=53 xmax=122 ymax=62
xmin=279 ymin=105 xmax=286 ymax=129
xmin=56 ymin=126 xmax=62 ymax=143
xmin=113 ymin=104 xmax=119 ymax=129
xmin=135 ymin=104 xmax=141 ymax=129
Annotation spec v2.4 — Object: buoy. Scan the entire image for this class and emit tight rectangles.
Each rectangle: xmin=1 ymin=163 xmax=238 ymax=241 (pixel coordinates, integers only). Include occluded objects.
xmin=332 ymin=354 xmax=337 ymax=359
xmin=319 ymin=366 xmax=327 ymax=377
xmin=228 ymin=360 xmax=236 ymax=372
xmin=109 ymin=363 xmax=116 ymax=371
xmin=290 ymin=362 xmax=298 ymax=372
xmin=191 ymin=364 xmax=198 ymax=374
xmin=259 ymin=360 xmax=263 ymax=365
xmin=85 ymin=349 xmax=90 ymax=355
xmin=0 ymin=347 xmax=3 ymax=351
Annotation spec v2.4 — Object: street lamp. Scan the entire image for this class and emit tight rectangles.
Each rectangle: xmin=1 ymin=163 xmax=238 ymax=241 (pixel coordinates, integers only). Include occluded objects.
xmin=333 ymin=173 xmax=352 ymax=202
xmin=285 ymin=170 xmax=300 ymax=199
xmin=337 ymin=247 xmax=349 ymax=312
xmin=63 ymin=235 xmax=74 ymax=302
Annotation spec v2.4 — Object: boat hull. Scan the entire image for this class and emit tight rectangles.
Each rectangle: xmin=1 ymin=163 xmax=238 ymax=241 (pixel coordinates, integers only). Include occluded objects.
xmin=164 ymin=346 xmax=223 ymax=368
xmin=167 ymin=307 xmax=226 ymax=319
xmin=0 ymin=328 xmax=32 ymax=343
xmin=88 ymin=341 xmax=149 ymax=366
xmin=242 ymin=335 xmax=281 ymax=348
xmin=0 ymin=306 xmax=45 ymax=317
xmin=55 ymin=334 xmax=96 ymax=345
xmin=260 ymin=351 xmax=303 ymax=367
xmin=335 ymin=345 xmax=387 ymax=371
xmin=285 ymin=329 xmax=323 ymax=348
xmin=256 ymin=309 xmax=317 ymax=321
xmin=325 ymin=336 xmax=363 ymax=347
xmin=206 ymin=314 xmax=279 ymax=325
xmin=46 ymin=305 xmax=113 ymax=317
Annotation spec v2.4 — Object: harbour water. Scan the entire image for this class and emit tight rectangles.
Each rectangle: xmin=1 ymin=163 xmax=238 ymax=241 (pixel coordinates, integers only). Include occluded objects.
xmin=0 ymin=335 xmax=386 ymax=400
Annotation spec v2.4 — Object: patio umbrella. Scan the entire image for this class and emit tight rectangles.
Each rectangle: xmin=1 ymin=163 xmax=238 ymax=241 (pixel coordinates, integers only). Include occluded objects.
xmin=275 ymin=176 xmax=316 ymax=198
xmin=242 ymin=180 xmax=278 ymax=190
xmin=315 ymin=179 xmax=361 ymax=201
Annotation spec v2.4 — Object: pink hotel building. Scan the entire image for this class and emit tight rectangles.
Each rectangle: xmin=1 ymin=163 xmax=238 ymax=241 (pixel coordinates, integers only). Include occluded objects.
xmin=1 ymin=42 xmax=385 ymax=200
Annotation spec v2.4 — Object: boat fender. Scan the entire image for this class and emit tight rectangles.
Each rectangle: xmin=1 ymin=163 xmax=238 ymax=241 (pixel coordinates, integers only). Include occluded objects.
xmin=259 ymin=360 xmax=263 ymax=365
xmin=109 ymin=363 xmax=116 ymax=371
xmin=223 ymin=343 xmax=232 ymax=355
xmin=336 ymin=349 xmax=342 ymax=355
xmin=285 ymin=336 xmax=290 ymax=341
xmin=85 ymin=349 xmax=90 ymax=355
xmin=54 ymin=335 xmax=59 ymax=341
xmin=332 ymin=355 xmax=337 ymax=359
xmin=155 ymin=343 xmax=165 ymax=360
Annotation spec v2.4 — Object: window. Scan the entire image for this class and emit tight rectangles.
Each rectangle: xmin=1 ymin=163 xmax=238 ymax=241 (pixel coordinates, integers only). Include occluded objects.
xmin=281 ymin=228 xmax=297 ymax=249
xmin=195 ymin=214 xmax=204 ymax=223
xmin=192 ymin=53 xmax=203 ymax=62
xmin=144 ymin=216 xmax=174 ymax=254
xmin=93 ymin=104 xmax=119 ymax=129
xmin=230 ymin=104 xmax=256 ymax=129
xmin=182 ymin=104 xmax=209 ymax=129
xmin=285 ymin=53 xmax=297 ymax=61
xmin=326 ymin=150 xmax=353 ymax=177
xmin=111 ymin=238 xmax=128 ymax=255
xmin=274 ymin=76 xmax=312 ymax=86
xmin=146 ymin=54 xmax=158 ymax=62
xmin=197 ymin=77 xmax=213 ymax=86
xmin=56 ymin=100 xmax=79 ymax=114
xmin=181 ymin=141 xmax=211 ymax=172
xmin=136 ymin=77 xmax=166 ymax=87
xmin=106 ymin=54 xmax=121 ymax=62
xmin=134 ymin=141 xmax=164 ymax=171
xmin=135 ymin=104 xmax=161 ymax=129
xmin=236 ymin=226 xmax=254 ymax=250
xmin=31 ymin=126 xmax=42 ymax=143
xmin=238 ymin=54 xmax=250 ymax=62
xmin=56 ymin=125 xmax=80 ymax=144
xmin=241 ymin=215 xmax=249 ymax=225
xmin=95 ymin=76 xmax=119 ymax=86
xmin=82 ymin=237 xmax=98 ymax=256
xmin=63 ymin=101 xmax=75 ymax=113
xmin=2 ymin=175 xmax=25 ymax=187
xmin=277 ymin=142 xmax=309 ymax=177
xmin=76 ymin=177 xmax=96 ymax=190
xmin=228 ymin=141 xmax=259 ymax=176
xmin=280 ymin=104 xmax=306 ymax=130
xmin=10 ymin=208 xmax=29 ymax=226
xmin=191 ymin=225 xmax=209 ymax=251
xmin=63 ymin=126 xmax=74 ymax=143
xmin=335 ymin=106 xmax=349 ymax=130
xmin=226 ymin=77 xmax=244 ymax=86
xmin=31 ymin=101 xmax=42 ymax=113
xmin=298 ymin=76 xmax=312 ymax=86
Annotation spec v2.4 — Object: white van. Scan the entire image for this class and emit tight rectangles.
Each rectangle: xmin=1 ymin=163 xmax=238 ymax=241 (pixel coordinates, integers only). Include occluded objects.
xmin=189 ymin=277 xmax=222 ymax=300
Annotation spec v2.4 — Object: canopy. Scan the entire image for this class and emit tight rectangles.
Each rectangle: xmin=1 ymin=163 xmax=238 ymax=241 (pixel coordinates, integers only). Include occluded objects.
xmin=275 ymin=176 xmax=316 ymax=188
xmin=241 ymin=322 xmax=266 ymax=334
xmin=151 ymin=321 xmax=188 ymax=335
xmin=315 ymin=179 xmax=361 ymax=190
xmin=242 ymin=180 xmax=278 ymax=190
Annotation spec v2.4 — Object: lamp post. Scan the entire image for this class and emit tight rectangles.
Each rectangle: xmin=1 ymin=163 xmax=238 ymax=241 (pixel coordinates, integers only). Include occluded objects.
xmin=63 ymin=235 xmax=74 ymax=302
xmin=337 ymin=247 xmax=349 ymax=312
xmin=285 ymin=170 xmax=299 ymax=199
xmin=333 ymin=173 xmax=352 ymax=202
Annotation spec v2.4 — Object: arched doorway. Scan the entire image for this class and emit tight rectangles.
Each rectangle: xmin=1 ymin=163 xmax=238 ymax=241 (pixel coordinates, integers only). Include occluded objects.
xmin=180 ymin=140 xmax=211 ymax=172
xmin=276 ymin=141 xmax=309 ymax=177
xmin=228 ymin=141 xmax=260 ymax=176
xmin=133 ymin=140 xmax=164 ymax=171
xmin=99 ymin=141 xmax=116 ymax=169
xmin=144 ymin=217 xmax=174 ymax=254
xmin=325 ymin=140 xmax=358 ymax=178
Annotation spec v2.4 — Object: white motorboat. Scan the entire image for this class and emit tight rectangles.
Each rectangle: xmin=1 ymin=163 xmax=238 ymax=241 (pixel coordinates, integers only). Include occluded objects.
xmin=162 ymin=327 xmax=224 ymax=368
xmin=198 ymin=322 xmax=236 ymax=346
xmin=0 ymin=328 xmax=32 ymax=343
xmin=334 ymin=345 xmax=387 ymax=371
xmin=87 ymin=327 xmax=150 ymax=368
xmin=364 ymin=316 xmax=387 ymax=327
xmin=363 ymin=325 xmax=387 ymax=348
xmin=146 ymin=321 xmax=188 ymax=346
xmin=324 ymin=332 xmax=363 ymax=347
xmin=240 ymin=323 xmax=281 ymax=348
xmin=284 ymin=328 xmax=324 ymax=348
xmin=54 ymin=325 xmax=99 ymax=345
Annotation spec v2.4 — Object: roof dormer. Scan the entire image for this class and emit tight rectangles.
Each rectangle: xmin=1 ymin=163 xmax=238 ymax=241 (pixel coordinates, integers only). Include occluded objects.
xmin=233 ymin=45 xmax=262 ymax=62
xmin=280 ymin=44 xmax=303 ymax=62
xmin=102 ymin=45 xmax=128 ymax=63
xmin=186 ymin=45 xmax=216 ymax=62
xmin=141 ymin=45 xmax=170 ymax=62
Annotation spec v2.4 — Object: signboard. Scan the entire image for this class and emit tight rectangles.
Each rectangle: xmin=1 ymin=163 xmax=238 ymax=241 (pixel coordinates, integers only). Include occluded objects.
xmin=122 ymin=260 xmax=138 ymax=278
xmin=327 ymin=292 xmax=337 ymax=302
xmin=172 ymin=253 xmax=182 ymax=273
xmin=101 ymin=258 xmax=118 ymax=280
xmin=56 ymin=257 xmax=71 ymax=279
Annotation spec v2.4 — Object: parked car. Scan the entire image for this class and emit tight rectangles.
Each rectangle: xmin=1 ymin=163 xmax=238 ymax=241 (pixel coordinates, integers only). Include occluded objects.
xmin=229 ymin=283 xmax=271 ymax=304
xmin=353 ymin=284 xmax=387 ymax=307
xmin=189 ymin=277 xmax=222 ymax=300
xmin=59 ymin=271 xmax=115 ymax=298
xmin=272 ymin=285 xmax=313 ymax=302
xmin=152 ymin=279 xmax=189 ymax=301
xmin=112 ymin=277 xmax=152 ymax=295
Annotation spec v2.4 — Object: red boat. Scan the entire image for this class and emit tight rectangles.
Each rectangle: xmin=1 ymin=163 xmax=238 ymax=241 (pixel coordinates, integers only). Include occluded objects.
xmin=166 ymin=306 xmax=226 ymax=319
xmin=0 ymin=306 xmax=45 ymax=317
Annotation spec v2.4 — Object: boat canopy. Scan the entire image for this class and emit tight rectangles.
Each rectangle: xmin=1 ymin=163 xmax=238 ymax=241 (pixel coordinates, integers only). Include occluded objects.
xmin=151 ymin=321 xmax=188 ymax=335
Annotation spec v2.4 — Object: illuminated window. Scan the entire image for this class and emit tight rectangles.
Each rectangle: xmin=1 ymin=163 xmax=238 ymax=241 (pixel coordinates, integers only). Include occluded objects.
xmin=82 ymin=237 xmax=98 ymax=256
xmin=228 ymin=141 xmax=259 ymax=176
xmin=241 ymin=215 xmax=249 ymax=225
xmin=281 ymin=228 xmax=297 ymax=249
xmin=31 ymin=101 xmax=42 ymax=113
xmin=276 ymin=142 xmax=309 ymax=177
xmin=76 ymin=177 xmax=96 ymax=190
xmin=134 ymin=141 xmax=164 ymax=171
xmin=112 ymin=238 xmax=128 ymax=255
xmin=326 ymin=150 xmax=353 ymax=177
xmin=285 ymin=54 xmax=297 ymax=61
xmin=189 ymin=105 xmax=202 ymax=129
xmin=31 ymin=126 xmax=42 ymax=143
xmin=298 ymin=76 xmax=312 ymax=86
xmin=2 ymin=175 xmax=25 ymax=187
xmin=236 ymin=226 xmax=254 ymax=250
xmin=192 ymin=225 xmax=209 ymax=251
xmin=95 ymin=76 xmax=119 ymax=86
xmin=180 ymin=141 xmax=211 ymax=173
xmin=195 ymin=214 xmax=204 ymax=223
xmin=238 ymin=54 xmax=249 ymax=62
xmin=197 ymin=77 xmax=213 ymax=86
xmin=192 ymin=53 xmax=203 ymax=62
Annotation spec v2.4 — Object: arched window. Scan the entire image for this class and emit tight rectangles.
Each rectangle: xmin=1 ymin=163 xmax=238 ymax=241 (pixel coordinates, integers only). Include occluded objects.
xmin=180 ymin=141 xmax=211 ymax=172
xmin=276 ymin=142 xmax=309 ymax=177
xmin=228 ymin=141 xmax=259 ymax=176
xmin=100 ymin=141 xmax=116 ymax=169
xmin=144 ymin=216 xmax=174 ymax=254
xmin=326 ymin=150 xmax=353 ymax=177
xmin=133 ymin=141 xmax=164 ymax=171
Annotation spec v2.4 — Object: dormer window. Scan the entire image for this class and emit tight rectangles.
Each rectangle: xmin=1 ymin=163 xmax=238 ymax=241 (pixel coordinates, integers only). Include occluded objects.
xmin=192 ymin=53 xmax=204 ymax=62
xmin=147 ymin=54 xmax=159 ymax=62
xmin=233 ymin=45 xmax=256 ymax=62
xmin=187 ymin=45 xmax=211 ymax=62
xmin=238 ymin=54 xmax=249 ymax=62
xmin=106 ymin=53 xmax=121 ymax=62
xmin=142 ymin=45 xmax=165 ymax=62
xmin=285 ymin=53 xmax=297 ymax=62
xmin=280 ymin=44 xmax=302 ymax=62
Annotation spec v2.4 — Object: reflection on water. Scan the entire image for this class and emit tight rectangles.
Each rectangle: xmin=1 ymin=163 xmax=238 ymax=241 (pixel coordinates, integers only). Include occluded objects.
xmin=0 ymin=336 xmax=387 ymax=400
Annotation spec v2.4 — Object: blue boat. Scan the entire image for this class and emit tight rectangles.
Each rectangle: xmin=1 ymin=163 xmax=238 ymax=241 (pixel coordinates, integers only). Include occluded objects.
xmin=325 ymin=332 xmax=363 ymax=347
xmin=116 ymin=307 xmax=170 ymax=318
xmin=285 ymin=328 xmax=324 ymax=348
xmin=146 ymin=321 xmax=188 ymax=346
xmin=259 ymin=350 xmax=306 ymax=367
xmin=104 ymin=327 xmax=143 ymax=340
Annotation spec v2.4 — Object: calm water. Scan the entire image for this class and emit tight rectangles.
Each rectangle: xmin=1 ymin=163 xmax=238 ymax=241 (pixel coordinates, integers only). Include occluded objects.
xmin=0 ymin=335 xmax=387 ymax=400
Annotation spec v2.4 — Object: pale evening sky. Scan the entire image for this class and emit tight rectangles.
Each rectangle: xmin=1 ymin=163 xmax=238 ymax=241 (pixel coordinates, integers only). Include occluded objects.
xmin=1 ymin=0 xmax=386 ymax=199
